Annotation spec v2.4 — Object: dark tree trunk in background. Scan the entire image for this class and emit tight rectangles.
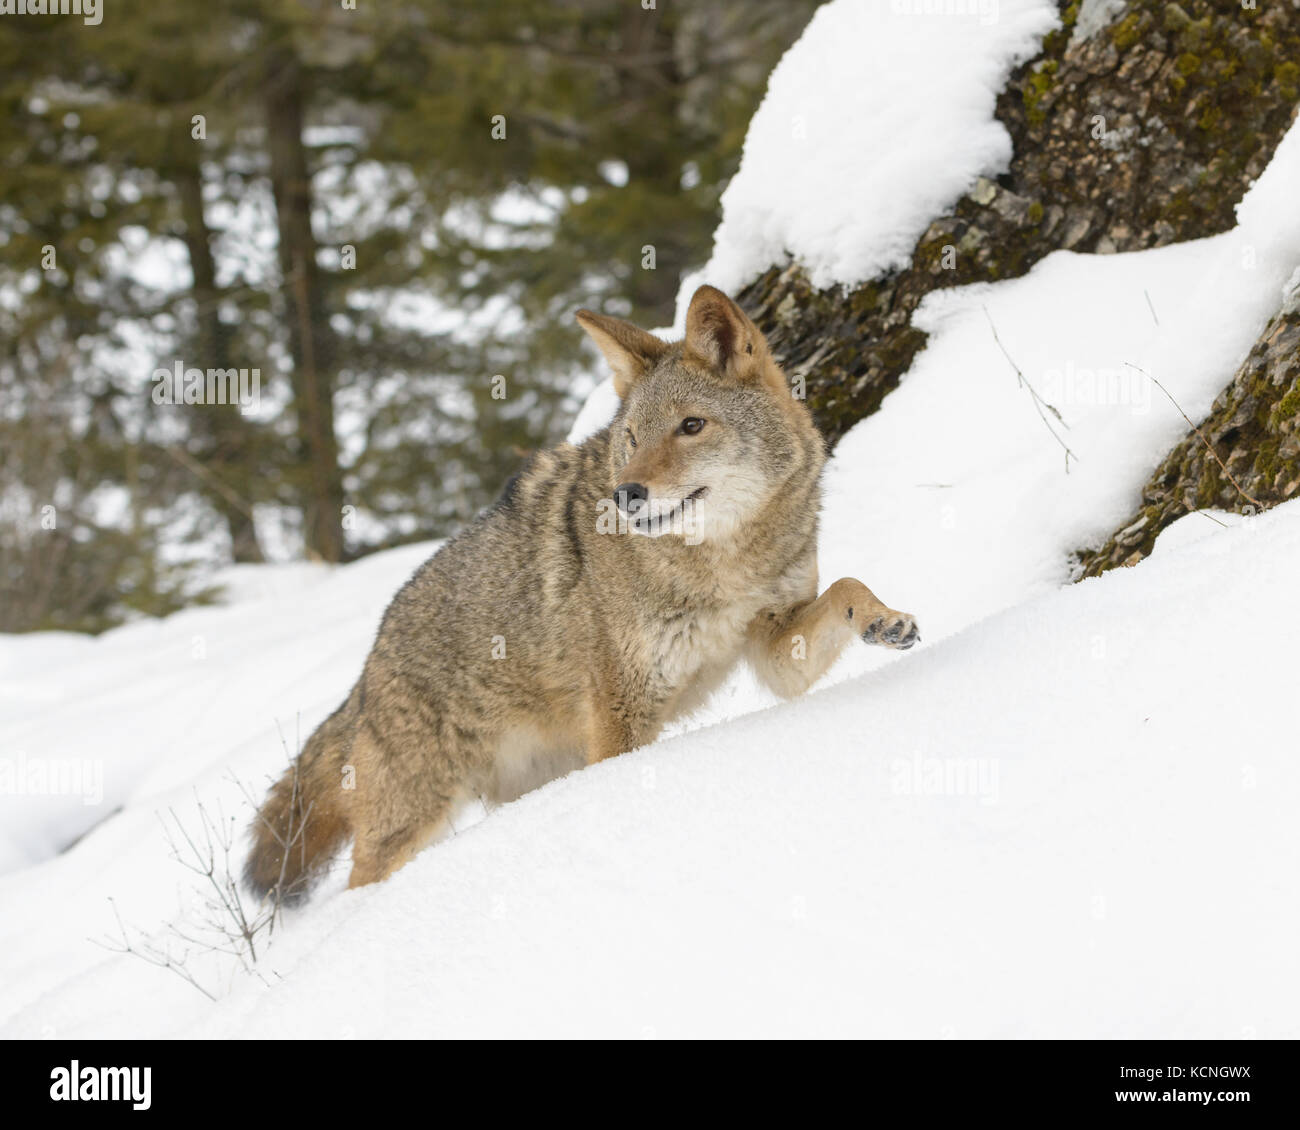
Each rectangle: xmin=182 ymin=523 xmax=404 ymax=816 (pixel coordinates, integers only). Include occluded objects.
xmin=619 ymin=3 xmax=689 ymax=328
xmin=265 ymin=51 xmax=346 ymax=563
xmin=176 ymin=161 xmax=265 ymax=563
xmin=739 ymin=1 xmax=1300 ymax=447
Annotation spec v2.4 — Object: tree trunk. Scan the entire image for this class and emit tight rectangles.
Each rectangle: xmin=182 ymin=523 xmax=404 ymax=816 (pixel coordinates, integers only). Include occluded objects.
xmin=739 ymin=1 xmax=1300 ymax=447
xmin=618 ymin=3 xmax=688 ymax=328
xmin=265 ymin=50 xmax=345 ymax=563
xmin=176 ymin=160 xmax=265 ymax=563
xmin=1077 ymin=282 xmax=1300 ymax=576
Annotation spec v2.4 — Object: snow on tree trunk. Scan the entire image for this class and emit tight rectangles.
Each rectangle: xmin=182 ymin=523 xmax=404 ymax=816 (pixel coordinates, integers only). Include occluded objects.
xmin=739 ymin=1 xmax=1300 ymax=447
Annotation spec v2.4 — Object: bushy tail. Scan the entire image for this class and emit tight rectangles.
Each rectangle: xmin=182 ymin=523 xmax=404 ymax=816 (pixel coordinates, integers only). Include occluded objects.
xmin=244 ymin=724 xmax=350 ymax=905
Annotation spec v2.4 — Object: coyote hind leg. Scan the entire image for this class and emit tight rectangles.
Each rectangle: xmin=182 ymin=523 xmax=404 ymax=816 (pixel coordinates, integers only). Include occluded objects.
xmin=348 ymin=818 xmax=450 ymax=888
xmin=344 ymin=715 xmax=477 ymax=889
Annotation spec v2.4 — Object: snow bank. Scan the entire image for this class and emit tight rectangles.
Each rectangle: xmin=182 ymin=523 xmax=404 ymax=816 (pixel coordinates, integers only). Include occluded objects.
xmin=0 ymin=547 xmax=433 ymax=873
xmin=698 ymin=0 xmax=1059 ymax=294
xmin=223 ymin=498 xmax=1300 ymax=1039
xmin=4 ymin=498 xmax=1298 ymax=1038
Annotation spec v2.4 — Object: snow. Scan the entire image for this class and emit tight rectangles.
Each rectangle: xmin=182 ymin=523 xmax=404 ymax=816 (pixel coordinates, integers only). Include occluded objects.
xmin=566 ymin=370 xmax=623 ymax=445
xmin=4 ymin=9 xmax=1300 ymax=1039
xmin=3 ymin=495 xmax=1298 ymax=1037
xmin=1070 ymin=0 xmax=1128 ymax=46
xmin=696 ymin=0 xmax=1059 ymax=293
xmin=203 ymin=498 xmax=1300 ymax=1037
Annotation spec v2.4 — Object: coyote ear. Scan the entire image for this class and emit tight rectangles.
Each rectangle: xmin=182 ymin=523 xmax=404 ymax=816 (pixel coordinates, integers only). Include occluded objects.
xmin=575 ymin=310 xmax=669 ymax=398
xmin=684 ymin=285 xmax=763 ymax=378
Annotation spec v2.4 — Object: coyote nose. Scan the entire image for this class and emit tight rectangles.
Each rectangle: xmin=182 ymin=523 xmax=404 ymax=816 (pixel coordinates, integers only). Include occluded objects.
xmin=613 ymin=482 xmax=648 ymax=514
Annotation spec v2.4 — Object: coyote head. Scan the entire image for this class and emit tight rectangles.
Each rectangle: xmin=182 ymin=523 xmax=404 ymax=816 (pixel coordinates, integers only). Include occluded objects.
xmin=576 ymin=285 xmax=818 ymax=543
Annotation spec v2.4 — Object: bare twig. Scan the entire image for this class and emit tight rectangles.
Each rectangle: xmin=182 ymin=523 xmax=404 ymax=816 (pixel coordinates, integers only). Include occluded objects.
xmin=93 ymin=897 xmax=218 ymax=1002
xmin=983 ymin=306 xmax=1077 ymax=472
xmin=161 ymin=795 xmax=266 ymax=966
xmin=1123 ymin=362 xmax=1264 ymax=511
xmin=93 ymin=731 xmax=310 ymax=1000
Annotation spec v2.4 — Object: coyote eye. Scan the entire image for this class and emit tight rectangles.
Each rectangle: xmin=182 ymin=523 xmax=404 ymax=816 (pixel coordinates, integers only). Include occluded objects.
xmin=626 ymin=427 xmax=637 ymax=449
xmin=679 ymin=417 xmax=706 ymax=436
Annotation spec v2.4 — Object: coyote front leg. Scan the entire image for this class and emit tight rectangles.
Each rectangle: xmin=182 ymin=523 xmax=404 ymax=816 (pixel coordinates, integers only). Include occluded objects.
xmin=585 ymin=673 xmax=665 ymax=764
xmin=749 ymin=577 xmax=920 ymax=699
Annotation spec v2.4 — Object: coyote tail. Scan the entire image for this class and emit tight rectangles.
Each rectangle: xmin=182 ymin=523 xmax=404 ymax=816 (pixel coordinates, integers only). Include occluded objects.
xmin=243 ymin=723 xmax=350 ymax=904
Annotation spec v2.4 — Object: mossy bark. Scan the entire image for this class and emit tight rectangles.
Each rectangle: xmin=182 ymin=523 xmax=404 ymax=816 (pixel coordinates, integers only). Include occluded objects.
xmin=1075 ymin=284 xmax=1300 ymax=576
xmin=739 ymin=0 xmax=1300 ymax=446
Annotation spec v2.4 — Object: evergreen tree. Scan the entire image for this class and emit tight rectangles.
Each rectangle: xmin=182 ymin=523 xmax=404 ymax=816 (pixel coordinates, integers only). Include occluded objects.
xmin=0 ymin=0 xmax=821 ymax=628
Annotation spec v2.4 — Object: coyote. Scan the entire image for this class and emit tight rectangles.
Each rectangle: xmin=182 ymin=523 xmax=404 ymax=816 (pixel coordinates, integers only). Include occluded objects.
xmin=246 ymin=285 xmax=919 ymax=898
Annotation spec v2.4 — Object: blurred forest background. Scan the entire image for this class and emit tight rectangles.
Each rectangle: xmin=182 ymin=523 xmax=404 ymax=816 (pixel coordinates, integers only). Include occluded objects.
xmin=0 ymin=0 xmax=819 ymax=632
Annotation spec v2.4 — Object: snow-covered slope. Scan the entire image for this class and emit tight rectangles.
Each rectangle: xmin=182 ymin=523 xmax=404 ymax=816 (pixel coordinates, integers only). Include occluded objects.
xmin=198 ymin=499 xmax=1300 ymax=1039
xmin=2 ymin=500 xmax=1298 ymax=1038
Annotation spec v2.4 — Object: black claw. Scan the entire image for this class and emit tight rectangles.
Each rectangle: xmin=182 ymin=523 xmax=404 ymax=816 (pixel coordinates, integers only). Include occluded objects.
xmin=862 ymin=614 xmax=921 ymax=650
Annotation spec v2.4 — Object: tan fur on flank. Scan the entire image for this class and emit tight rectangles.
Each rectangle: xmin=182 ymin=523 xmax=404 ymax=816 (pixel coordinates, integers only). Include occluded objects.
xmin=245 ymin=285 xmax=920 ymax=897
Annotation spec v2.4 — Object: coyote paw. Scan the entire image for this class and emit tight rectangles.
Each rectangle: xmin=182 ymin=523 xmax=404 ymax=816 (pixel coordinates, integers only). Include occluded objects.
xmin=860 ymin=610 xmax=920 ymax=650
